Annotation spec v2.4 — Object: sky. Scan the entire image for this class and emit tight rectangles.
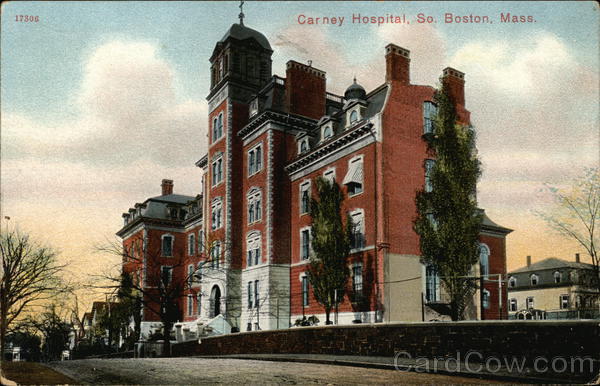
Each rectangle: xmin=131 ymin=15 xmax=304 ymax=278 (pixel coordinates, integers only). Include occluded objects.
xmin=1 ymin=1 xmax=598 ymax=306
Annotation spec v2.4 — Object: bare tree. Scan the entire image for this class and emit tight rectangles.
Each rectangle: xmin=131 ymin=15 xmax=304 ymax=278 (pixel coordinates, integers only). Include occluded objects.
xmin=0 ymin=229 xmax=66 ymax=361
xmin=537 ymin=167 xmax=599 ymax=293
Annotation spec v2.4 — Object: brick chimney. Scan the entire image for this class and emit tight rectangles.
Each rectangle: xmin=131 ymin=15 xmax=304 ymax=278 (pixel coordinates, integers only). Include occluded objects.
xmin=161 ymin=179 xmax=173 ymax=196
xmin=285 ymin=60 xmax=326 ymax=120
xmin=441 ymin=67 xmax=465 ymax=106
xmin=526 ymin=255 xmax=531 ymax=267
xmin=385 ymin=44 xmax=410 ymax=84
xmin=575 ymin=253 xmax=580 ymax=263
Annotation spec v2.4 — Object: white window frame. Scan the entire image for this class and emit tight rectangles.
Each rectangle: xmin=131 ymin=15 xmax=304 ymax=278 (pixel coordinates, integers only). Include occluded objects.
xmin=248 ymin=143 xmax=263 ymax=176
xmin=246 ymin=231 xmax=261 ymax=267
xmin=352 ymin=263 xmax=363 ymax=297
xmin=482 ymin=289 xmax=490 ymax=309
xmin=530 ymin=274 xmax=539 ymax=286
xmin=188 ymin=234 xmax=195 ymax=256
xmin=560 ymin=294 xmax=570 ymax=309
xmin=322 ymin=124 xmax=334 ymax=141
xmin=210 ymin=241 xmax=221 ymax=269
xmin=509 ymin=298 xmax=517 ymax=312
xmin=424 ymin=264 xmax=441 ymax=303
xmin=161 ymin=234 xmax=174 ymax=257
xmin=423 ymin=101 xmax=437 ymax=134
xmin=211 ymin=198 xmax=223 ymax=230
xmin=298 ymin=138 xmax=309 ymax=155
xmin=212 ymin=113 xmax=224 ymax=143
xmin=187 ymin=294 xmax=194 ymax=316
xmin=211 ymin=155 xmax=224 ymax=187
xmin=479 ymin=243 xmax=490 ymax=277
xmin=187 ymin=264 xmax=195 ymax=288
xmin=526 ymin=296 xmax=534 ymax=309
xmin=299 ymin=180 xmax=311 ymax=215
xmin=247 ymin=281 xmax=254 ymax=309
xmin=345 ymin=155 xmax=364 ymax=196
xmin=323 ymin=167 xmax=336 ymax=183
xmin=554 ymin=271 xmax=562 ymax=284
xmin=508 ymin=276 xmax=517 ymax=288
xmin=349 ymin=209 xmax=365 ymax=250
xmin=247 ymin=188 xmax=262 ymax=224
xmin=347 ymin=107 xmax=361 ymax=127
xmin=300 ymin=227 xmax=311 ymax=260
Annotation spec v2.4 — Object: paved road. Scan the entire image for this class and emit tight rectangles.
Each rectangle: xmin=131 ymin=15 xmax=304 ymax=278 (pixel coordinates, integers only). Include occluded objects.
xmin=48 ymin=357 xmax=503 ymax=384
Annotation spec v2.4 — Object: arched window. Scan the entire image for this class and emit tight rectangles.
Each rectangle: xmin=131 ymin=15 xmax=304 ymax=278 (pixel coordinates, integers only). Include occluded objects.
xmin=299 ymin=139 xmax=308 ymax=154
xmin=530 ymin=274 xmax=539 ymax=286
xmin=554 ymin=271 xmax=562 ymax=284
xmin=482 ymin=289 xmax=490 ymax=309
xmin=349 ymin=110 xmax=358 ymax=123
xmin=212 ymin=118 xmax=218 ymax=142
xmin=508 ymin=276 xmax=517 ymax=288
xmin=247 ymin=188 xmax=262 ymax=224
xmin=479 ymin=244 xmax=490 ymax=277
xmin=322 ymin=125 xmax=334 ymax=140
xmin=246 ymin=232 xmax=261 ymax=267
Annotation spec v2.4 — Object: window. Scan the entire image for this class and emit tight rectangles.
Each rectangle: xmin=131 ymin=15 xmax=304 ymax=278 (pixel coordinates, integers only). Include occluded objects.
xmin=160 ymin=266 xmax=173 ymax=287
xmin=350 ymin=210 xmax=365 ymax=249
xmin=482 ymin=289 xmax=490 ymax=309
xmin=198 ymin=230 xmax=204 ymax=254
xmin=554 ymin=271 xmax=562 ymax=284
xmin=322 ymin=125 xmax=334 ymax=140
xmin=210 ymin=241 xmax=221 ymax=269
xmin=526 ymin=296 xmax=534 ymax=309
xmin=211 ymin=199 xmax=222 ymax=230
xmin=344 ymin=157 xmax=363 ymax=196
xmin=246 ymin=232 xmax=261 ymax=267
xmin=212 ymin=113 xmax=223 ymax=142
xmin=187 ymin=294 xmax=194 ymax=316
xmin=188 ymin=264 xmax=195 ymax=288
xmin=196 ymin=262 xmax=203 ymax=282
xmin=560 ymin=294 xmax=569 ymax=309
xmin=300 ymin=229 xmax=311 ymax=260
xmin=211 ymin=157 xmax=223 ymax=186
xmin=323 ymin=168 xmax=335 ymax=183
xmin=427 ymin=213 xmax=438 ymax=230
xmin=161 ymin=235 xmax=173 ymax=257
xmin=197 ymin=293 xmax=202 ymax=315
xmin=349 ymin=110 xmax=358 ymax=124
xmin=247 ymin=189 xmax=262 ymax=223
xmin=302 ymin=276 xmax=309 ymax=306
xmin=425 ymin=159 xmax=435 ymax=193
xmin=425 ymin=264 xmax=440 ymax=302
xmin=248 ymin=145 xmax=262 ymax=176
xmin=300 ymin=181 xmax=311 ymax=214
xmin=249 ymin=98 xmax=258 ymax=117
xmin=352 ymin=264 xmax=363 ymax=298
xmin=509 ymin=298 xmax=517 ymax=312
xmin=247 ymin=281 xmax=254 ymax=309
xmin=254 ymin=280 xmax=259 ymax=309
xmin=479 ymin=244 xmax=490 ymax=277
xmin=188 ymin=234 xmax=195 ymax=256
xmin=508 ymin=276 xmax=517 ymax=288
xmin=298 ymin=139 xmax=309 ymax=155
xmin=423 ymin=101 xmax=437 ymax=134
xmin=530 ymin=274 xmax=539 ymax=286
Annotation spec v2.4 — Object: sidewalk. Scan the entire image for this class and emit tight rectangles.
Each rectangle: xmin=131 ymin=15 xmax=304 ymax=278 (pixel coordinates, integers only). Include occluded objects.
xmin=194 ymin=353 xmax=600 ymax=384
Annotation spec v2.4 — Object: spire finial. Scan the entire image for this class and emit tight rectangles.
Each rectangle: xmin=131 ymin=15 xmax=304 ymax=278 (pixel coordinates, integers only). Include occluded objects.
xmin=353 ymin=75 xmax=357 ymax=83
xmin=239 ymin=0 xmax=245 ymax=25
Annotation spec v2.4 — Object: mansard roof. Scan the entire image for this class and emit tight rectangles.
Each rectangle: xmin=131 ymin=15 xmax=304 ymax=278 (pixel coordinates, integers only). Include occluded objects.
xmin=509 ymin=257 xmax=595 ymax=274
xmin=219 ymin=23 xmax=272 ymax=51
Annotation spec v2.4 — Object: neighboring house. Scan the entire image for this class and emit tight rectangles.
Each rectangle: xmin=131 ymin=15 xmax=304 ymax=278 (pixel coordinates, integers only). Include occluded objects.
xmin=117 ymin=16 xmax=511 ymax=335
xmin=507 ymin=254 xmax=600 ymax=320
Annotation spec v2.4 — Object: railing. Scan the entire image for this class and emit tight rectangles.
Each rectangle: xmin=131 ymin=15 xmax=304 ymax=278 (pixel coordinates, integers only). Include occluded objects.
xmin=273 ymin=75 xmax=285 ymax=86
xmin=326 ymin=92 xmax=344 ymax=104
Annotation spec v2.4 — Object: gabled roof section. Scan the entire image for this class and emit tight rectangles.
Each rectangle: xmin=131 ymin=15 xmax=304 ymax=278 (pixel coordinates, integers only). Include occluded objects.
xmin=510 ymin=257 xmax=595 ymax=274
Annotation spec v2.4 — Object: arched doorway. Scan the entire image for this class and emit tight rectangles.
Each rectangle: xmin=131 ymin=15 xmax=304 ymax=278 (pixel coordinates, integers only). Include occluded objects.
xmin=209 ymin=286 xmax=221 ymax=318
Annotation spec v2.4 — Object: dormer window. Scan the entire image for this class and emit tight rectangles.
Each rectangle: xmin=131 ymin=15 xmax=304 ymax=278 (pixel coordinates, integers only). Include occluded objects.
xmin=350 ymin=110 xmax=358 ymax=123
xmin=508 ymin=276 xmax=517 ymax=288
xmin=554 ymin=271 xmax=562 ymax=283
xmin=530 ymin=274 xmax=539 ymax=286
xmin=322 ymin=125 xmax=334 ymax=141
xmin=249 ymin=98 xmax=259 ymax=118
xmin=298 ymin=138 xmax=309 ymax=155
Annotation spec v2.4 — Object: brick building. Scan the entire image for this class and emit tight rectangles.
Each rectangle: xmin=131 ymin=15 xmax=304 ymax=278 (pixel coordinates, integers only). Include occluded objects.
xmin=117 ymin=19 xmax=511 ymax=337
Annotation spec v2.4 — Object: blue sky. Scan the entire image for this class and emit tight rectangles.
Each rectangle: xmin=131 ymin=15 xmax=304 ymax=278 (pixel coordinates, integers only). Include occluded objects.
xmin=0 ymin=1 xmax=598 ymax=288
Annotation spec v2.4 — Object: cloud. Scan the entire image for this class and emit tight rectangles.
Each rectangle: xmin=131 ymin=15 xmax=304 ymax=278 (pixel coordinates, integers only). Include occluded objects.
xmin=2 ymin=39 xmax=208 ymax=168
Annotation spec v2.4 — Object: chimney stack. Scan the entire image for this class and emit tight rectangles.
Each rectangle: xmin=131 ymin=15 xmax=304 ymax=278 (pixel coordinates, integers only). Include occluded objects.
xmin=526 ymin=255 xmax=531 ymax=267
xmin=575 ymin=253 xmax=580 ymax=263
xmin=441 ymin=67 xmax=465 ymax=107
xmin=285 ymin=60 xmax=326 ymax=120
xmin=161 ymin=179 xmax=174 ymax=196
xmin=385 ymin=44 xmax=410 ymax=84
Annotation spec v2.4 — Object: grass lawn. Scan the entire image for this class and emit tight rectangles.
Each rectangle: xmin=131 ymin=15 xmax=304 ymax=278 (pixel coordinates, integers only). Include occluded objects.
xmin=1 ymin=361 xmax=78 ymax=385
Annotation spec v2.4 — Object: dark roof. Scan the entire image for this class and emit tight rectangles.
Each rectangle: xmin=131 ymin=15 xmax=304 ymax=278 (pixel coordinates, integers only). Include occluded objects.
xmin=510 ymin=257 xmax=595 ymax=274
xmin=344 ymin=79 xmax=367 ymax=101
xmin=220 ymin=23 xmax=271 ymax=51
xmin=481 ymin=211 xmax=512 ymax=234
xmin=149 ymin=194 xmax=195 ymax=205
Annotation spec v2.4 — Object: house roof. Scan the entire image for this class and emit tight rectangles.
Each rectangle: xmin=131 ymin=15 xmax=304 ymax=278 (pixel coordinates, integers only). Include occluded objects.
xmin=219 ymin=23 xmax=272 ymax=51
xmin=148 ymin=194 xmax=196 ymax=205
xmin=509 ymin=257 xmax=595 ymax=274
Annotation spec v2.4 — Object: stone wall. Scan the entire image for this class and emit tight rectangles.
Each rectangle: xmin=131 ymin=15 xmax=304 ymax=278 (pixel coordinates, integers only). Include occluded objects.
xmin=173 ymin=320 xmax=600 ymax=364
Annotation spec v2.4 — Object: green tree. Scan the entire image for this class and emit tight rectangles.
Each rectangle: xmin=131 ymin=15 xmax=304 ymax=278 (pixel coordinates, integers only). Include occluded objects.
xmin=414 ymin=82 xmax=482 ymax=321
xmin=308 ymin=177 xmax=352 ymax=325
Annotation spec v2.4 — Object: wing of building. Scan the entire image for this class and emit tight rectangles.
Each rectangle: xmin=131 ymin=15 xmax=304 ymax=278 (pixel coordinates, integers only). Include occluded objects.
xmin=116 ymin=19 xmax=512 ymax=338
